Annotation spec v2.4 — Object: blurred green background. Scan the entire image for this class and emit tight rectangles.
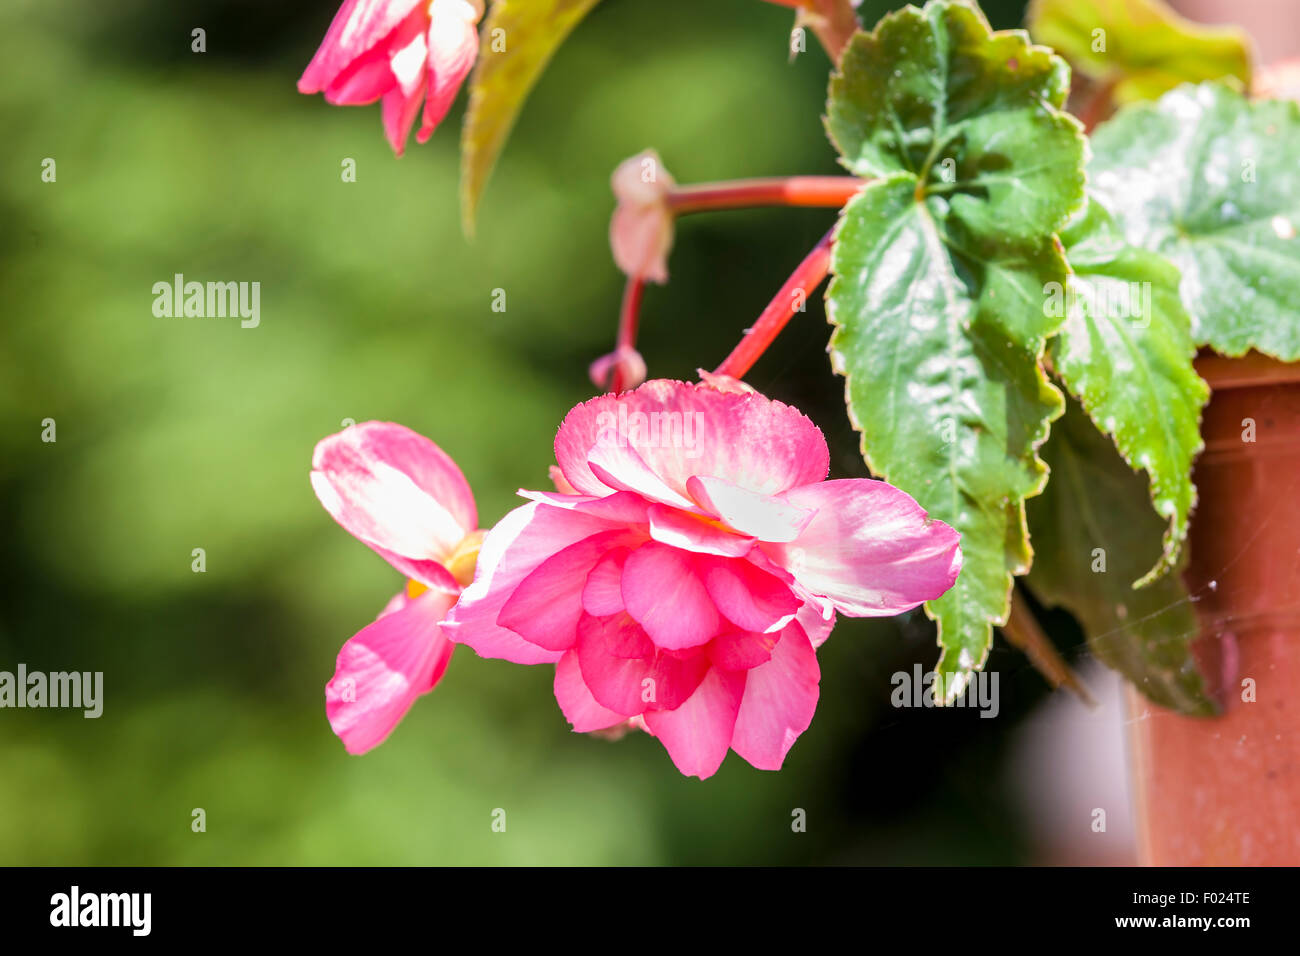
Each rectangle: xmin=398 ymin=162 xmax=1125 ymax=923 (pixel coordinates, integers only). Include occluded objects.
xmin=0 ymin=0 xmax=1081 ymax=865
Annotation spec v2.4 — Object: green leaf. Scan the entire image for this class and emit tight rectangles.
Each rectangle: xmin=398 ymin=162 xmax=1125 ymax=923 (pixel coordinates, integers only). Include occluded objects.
xmin=1090 ymin=82 xmax=1300 ymax=361
xmin=459 ymin=0 xmax=604 ymax=234
xmin=1049 ymin=199 xmax=1209 ymax=583
xmin=826 ymin=2 xmax=1078 ymax=245
xmin=1026 ymin=397 xmax=1216 ymax=716
xmin=824 ymin=0 xmax=1086 ymax=699
xmin=1027 ymin=0 xmax=1251 ymax=104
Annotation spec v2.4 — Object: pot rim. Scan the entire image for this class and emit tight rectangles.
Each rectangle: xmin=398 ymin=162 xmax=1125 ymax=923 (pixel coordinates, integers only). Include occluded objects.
xmin=1196 ymin=348 xmax=1300 ymax=389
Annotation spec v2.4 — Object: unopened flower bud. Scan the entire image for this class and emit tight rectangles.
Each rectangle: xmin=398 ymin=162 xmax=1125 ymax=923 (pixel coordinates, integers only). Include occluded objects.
xmin=609 ymin=149 xmax=676 ymax=283
xmin=589 ymin=345 xmax=648 ymax=393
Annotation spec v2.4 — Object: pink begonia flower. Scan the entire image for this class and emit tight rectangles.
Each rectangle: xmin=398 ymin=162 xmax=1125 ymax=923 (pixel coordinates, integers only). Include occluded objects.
xmin=445 ymin=380 xmax=962 ymax=778
xmin=298 ymin=0 xmax=483 ymax=156
xmin=609 ymin=150 xmax=676 ymax=283
xmin=311 ymin=421 xmax=482 ymax=753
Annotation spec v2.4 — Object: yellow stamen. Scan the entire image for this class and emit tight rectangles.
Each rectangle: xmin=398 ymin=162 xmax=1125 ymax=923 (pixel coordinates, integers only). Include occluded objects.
xmin=406 ymin=531 xmax=486 ymax=598
xmin=446 ymin=530 xmax=486 ymax=588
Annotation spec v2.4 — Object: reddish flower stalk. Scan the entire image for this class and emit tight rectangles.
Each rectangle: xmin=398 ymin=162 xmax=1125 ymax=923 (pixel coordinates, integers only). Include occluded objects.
xmin=590 ymin=277 xmax=648 ymax=394
xmin=602 ymin=176 xmax=860 ymax=390
xmin=667 ymin=176 xmax=865 ymax=217
xmin=616 ymin=276 xmax=644 ymax=354
xmin=590 ymin=278 xmax=650 ymax=395
xmin=760 ymin=0 xmax=859 ymax=62
xmin=713 ymin=228 xmax=835 ymax=381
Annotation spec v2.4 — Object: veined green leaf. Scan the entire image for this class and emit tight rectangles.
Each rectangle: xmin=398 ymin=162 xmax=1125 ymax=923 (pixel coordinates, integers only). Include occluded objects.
xmin=1027 ymin=0 xmax=1251 ymax=105
xmin=824 ymin=0 xmax=1086 ymax=699
xmin=1026 ymin=398 xmax=1215 ymax=716
xmin=1050 ymin=199 xmax=1209 ymax=583
xmin=1090 ymin=82 xmax=1300 ymax=361
xmin=460 ymin=0 xmax=604 ymax=234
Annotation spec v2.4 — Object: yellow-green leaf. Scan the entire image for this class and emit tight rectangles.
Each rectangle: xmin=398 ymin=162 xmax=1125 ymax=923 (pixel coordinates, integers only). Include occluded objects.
xmin=1027 ymin=0 xmax=1251 ymax=104
xmin=459 ymin=0 xmax=604 ymax=234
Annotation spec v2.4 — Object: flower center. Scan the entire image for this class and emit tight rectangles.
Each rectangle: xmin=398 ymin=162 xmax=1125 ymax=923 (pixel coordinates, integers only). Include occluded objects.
xmin=405 ymin=530 xmax=485 ymax=598
xmin=446 ymin=530 xmax=485 ymax=587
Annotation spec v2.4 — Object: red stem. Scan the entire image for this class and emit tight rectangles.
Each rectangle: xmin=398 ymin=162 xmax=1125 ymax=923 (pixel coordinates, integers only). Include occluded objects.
xmin=617 ymin=276 xmax=644 ymax=352
xmin=668 ymin=176 xmax=865 ymax=216
xmin=603 ymin=177 xmax=859 ymax=389
xmin=606 ymin=276 xmax=645 ymax=392
xmin=603 ymin=178 xmax=859 ymax=379
xmin=758 ymin=1 xmax=858 ymax=63
xmin=712 ymin=227 xmax=835 ymax=380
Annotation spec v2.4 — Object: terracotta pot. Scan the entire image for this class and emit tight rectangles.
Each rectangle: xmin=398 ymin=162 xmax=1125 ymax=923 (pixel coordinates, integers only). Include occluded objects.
xmin=1127 ymin=350 xmax=1300 ymax=865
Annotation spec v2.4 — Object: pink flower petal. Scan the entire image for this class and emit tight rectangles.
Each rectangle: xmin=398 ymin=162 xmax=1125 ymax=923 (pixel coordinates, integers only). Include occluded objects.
xmin=581 ymin=611 xmax=655 ymax=659
xmin=299 ymin=0 xmax=424 ymax=94
xmin=548 ymin=466 xmax=578 ymax=495
xmin=610 ymin=203 xmax=673 ymax=284
xmin=611 ymin=149 xmax=674 ymax=207
xmin=416 ymin=0 xmax=479 ymax=143
xmin=497 ymin=530 xmax=633 ymax=652
xmin=793 ymin=587 xmax=836 ymax=648
xmin=575 ymin=613 xmax=708 ymax=714
xmin=698 ymin=554 xmax=799 ymax=633
xmin=323 ymin=45 xmax=397 ymax=104
xmin=646 ymin=503 xmax=755 ymax=557
xmin=444 ymin=500 xmax=634 ymax=664
xmin=320 ymin=6 xmax=428 ymax=104
xmin=381 ymin=66 xmax=426 ymax=155
xmin=516 ymin=488 xmax=651 ymax=525
xmin=729 ymin=620 xmax=820 ymax=771
xmin=325 ymin=587 xmax=457 ymax=755
xmin=609 ymin=150 xmax=676 ymax=284
xmin=708 ymin=629 xmax=780 ymax=671
xmin=686 ymin=475 xmax=814 ymax=543
xmin=554 ymin=650 xmax=627 ymax=733
xmin=581 ymin=547 xmax=629 ymax=616
xmin=311 ymin=422 xmax=476 ymax=589
xmin=554 ymin=381 xmax=829 ymax=503
xmin=643 ymin=669 xmax=747 ymax=779
xmin=587 ymin=439 xmax=700 ymax=512
xmin=621 ymin=542 xmax=721 ymax=650
xmin=766 ymin=479 xmax=962 ymax=617
xmin=388 ymin=28 xmax=429 ymax=97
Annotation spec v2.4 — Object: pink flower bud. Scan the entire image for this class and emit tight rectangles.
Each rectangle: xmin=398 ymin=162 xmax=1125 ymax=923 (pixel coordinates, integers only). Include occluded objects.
xmin=589 ymin=345 xmax=648 ymax=393
xmin=609 ymin=150 xmax=676 ymax=283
